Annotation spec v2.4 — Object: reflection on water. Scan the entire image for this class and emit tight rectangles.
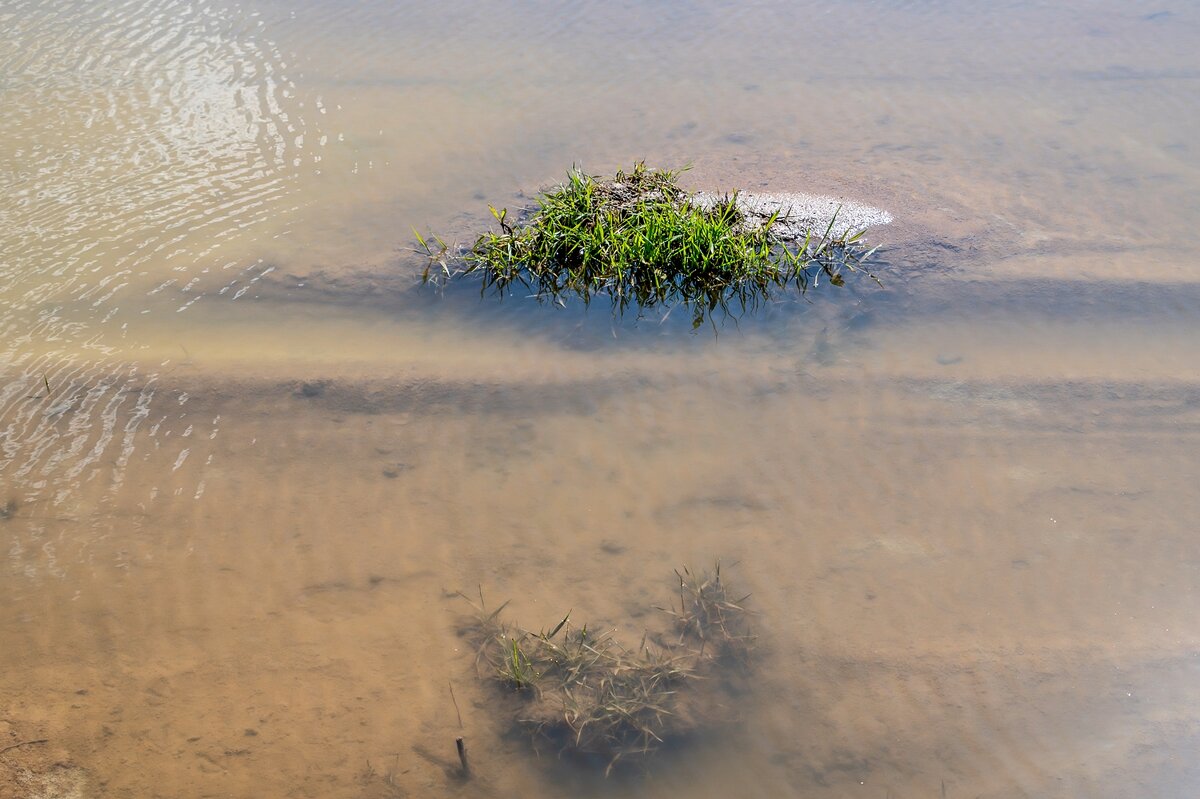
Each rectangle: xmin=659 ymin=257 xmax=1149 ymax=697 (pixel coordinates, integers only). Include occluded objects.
xmin=2 ymin=1 xmax=1200 ymax=797
xmin=0 ymin=0 xmax=317 ymax=520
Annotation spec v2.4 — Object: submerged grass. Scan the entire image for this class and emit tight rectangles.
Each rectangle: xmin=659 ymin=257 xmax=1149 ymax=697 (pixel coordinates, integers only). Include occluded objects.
xmin=662 ymin=563 xmax=755 ymax=659
xmin=421 ymin=163 xmax=879 ymax=327
xmin=460 ymin=564 xmax=751 ymax=774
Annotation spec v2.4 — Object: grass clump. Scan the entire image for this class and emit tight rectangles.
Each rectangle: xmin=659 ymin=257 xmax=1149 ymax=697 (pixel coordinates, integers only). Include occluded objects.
xmin=460 ymin=563 xmax=753 ymax=774
xmin=663 ymin=564 xmax=754 ymax=658
xmin=420 ymin=163 xmax=878 ymax=327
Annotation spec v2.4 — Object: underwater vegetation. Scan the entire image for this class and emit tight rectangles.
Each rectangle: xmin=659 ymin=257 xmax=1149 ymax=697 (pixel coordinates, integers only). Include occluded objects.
xmin=460 ymin=564 xmax=753 ymax=774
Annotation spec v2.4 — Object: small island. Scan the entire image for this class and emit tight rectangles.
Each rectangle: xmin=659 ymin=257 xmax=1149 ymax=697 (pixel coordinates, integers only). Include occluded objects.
xmin=420 ymin=163 xmax=889 ymax=326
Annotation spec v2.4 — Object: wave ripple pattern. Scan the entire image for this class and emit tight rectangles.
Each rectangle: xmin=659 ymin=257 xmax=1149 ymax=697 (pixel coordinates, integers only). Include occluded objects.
xmin=0 ymin=0 xmax=308 ymax=544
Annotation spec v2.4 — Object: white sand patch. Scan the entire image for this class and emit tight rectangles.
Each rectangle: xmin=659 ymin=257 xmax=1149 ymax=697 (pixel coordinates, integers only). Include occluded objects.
xmin=691 ymin=191 xmax=892 ymax=241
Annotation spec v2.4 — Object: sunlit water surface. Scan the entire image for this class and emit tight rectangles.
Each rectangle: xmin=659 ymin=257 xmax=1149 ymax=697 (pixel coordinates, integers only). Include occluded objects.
xmin=2 ymin=1 xmax=1199 ymax=797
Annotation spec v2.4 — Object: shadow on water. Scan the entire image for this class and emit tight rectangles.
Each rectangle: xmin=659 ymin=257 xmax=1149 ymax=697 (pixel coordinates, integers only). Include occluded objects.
xmin=398 ymin=246 xmax=1200 ymax=353
xmin=413 ymin=269 xmax=879 ymax=348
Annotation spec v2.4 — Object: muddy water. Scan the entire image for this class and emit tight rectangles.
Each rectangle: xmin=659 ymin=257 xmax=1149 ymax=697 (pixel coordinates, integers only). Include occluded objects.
xmin=3 ymin=1 xmax=1200 ymax=797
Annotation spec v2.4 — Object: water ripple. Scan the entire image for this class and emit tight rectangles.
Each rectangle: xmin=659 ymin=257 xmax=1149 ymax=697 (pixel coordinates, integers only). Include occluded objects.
xmin=0 ymin=0 xmax=313 ymax=520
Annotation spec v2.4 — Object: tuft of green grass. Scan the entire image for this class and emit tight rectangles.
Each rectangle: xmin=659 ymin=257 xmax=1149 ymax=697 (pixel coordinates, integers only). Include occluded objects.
xmin=459 ymin=563 xmax=752 ymax=774
xmin=420 ymin=163 xmax=879 ymax=327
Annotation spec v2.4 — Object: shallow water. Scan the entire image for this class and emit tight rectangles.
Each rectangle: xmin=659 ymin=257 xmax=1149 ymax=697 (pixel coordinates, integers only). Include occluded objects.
xmin=3 ymin=1 xmax=1200 ymax=797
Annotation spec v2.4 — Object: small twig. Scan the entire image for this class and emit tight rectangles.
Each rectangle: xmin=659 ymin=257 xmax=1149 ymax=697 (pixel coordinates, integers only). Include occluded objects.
xmin=447 ymin=680 xmax=464 ymax=729
xmin=0 ymin=739 xmax=49 ymax=755
xmin=455 ymin=737 xmax=470 ymax=778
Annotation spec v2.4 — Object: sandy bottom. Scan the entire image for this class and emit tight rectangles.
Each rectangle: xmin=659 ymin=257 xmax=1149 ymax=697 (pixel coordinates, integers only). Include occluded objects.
xmin=0 ymin=721 xmax=87 ymax=799
xmin=3 ymin=301 xmax=1199 ymax=797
